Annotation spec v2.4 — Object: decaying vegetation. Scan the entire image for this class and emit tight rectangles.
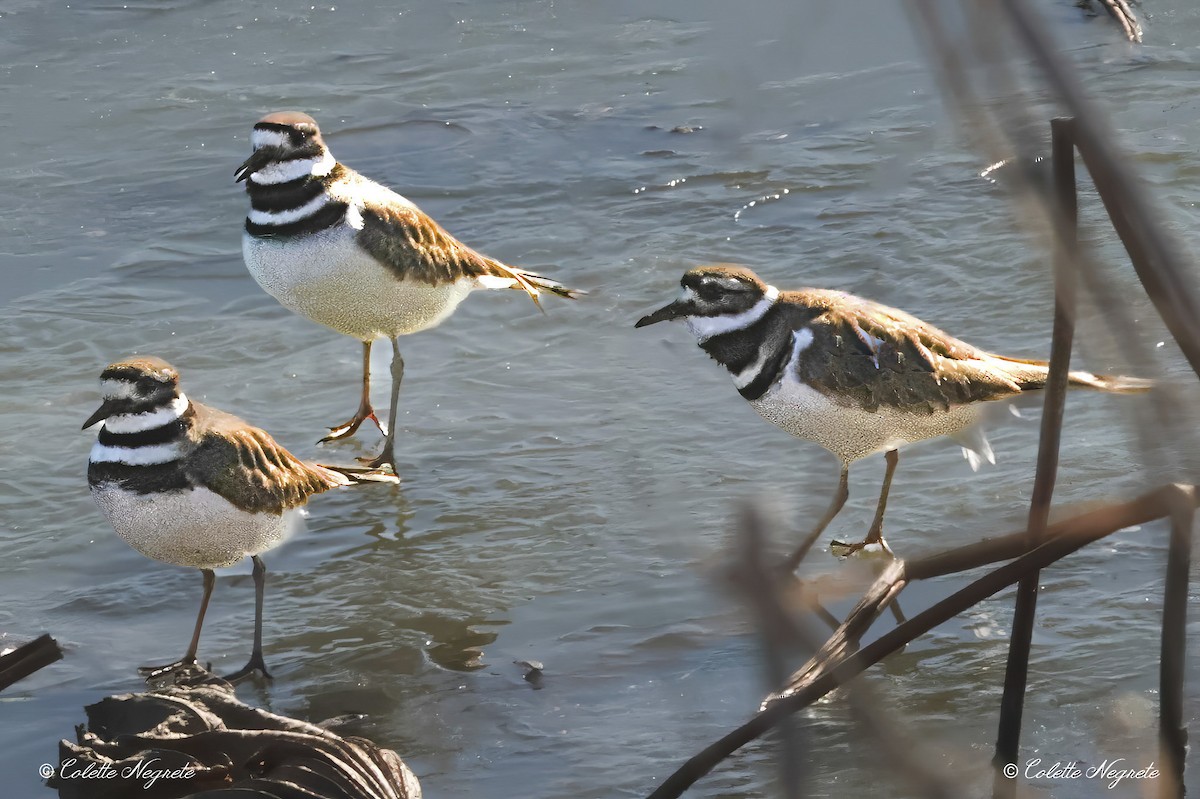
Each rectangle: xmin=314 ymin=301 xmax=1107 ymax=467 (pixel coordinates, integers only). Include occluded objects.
xmin=53 ymin=666 xmax=422 ymax=799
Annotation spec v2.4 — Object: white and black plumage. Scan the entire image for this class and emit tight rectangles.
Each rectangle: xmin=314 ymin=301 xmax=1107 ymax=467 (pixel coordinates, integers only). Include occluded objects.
xmin=636 ymin=265 xmax=1152 ymax=556
xmin=236 ymin=111 xmax=581 ymax=473
xmin=85 ymin=356 xmax=397 ymax=680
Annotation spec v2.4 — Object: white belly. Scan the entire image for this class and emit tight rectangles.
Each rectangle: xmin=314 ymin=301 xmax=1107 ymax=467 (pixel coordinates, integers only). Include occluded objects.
xmin=243 ymin=226 xmax=476 ymax=340
xmin=91 ymin=484 xmax=294 ymax=569
xmin=750 ymin=377 xmax=983 ymax=465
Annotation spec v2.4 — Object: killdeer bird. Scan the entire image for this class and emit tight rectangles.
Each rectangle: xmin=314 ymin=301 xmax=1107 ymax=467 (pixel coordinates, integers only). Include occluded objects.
xmin=236 ymin=111 xmax=581 ymax=472
xmin=84 ymin=357 xmax=397 ymax=680
xmin=636 ymin=265 xmax=1151 ymax=558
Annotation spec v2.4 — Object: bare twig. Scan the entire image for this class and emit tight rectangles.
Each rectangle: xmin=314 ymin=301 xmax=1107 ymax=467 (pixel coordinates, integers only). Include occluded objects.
xmin=1158 ymin=490 xmax=1193 ymax=794
xmin=991 ymin=115 xmax=1080 ymax=796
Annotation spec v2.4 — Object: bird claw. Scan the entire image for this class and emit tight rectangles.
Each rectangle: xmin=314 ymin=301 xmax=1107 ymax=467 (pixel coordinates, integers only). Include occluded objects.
xmin=830 ymin=536 xmax=895 ymax=559
xmin=356 ymin=447 xmax=397 ymax=473
xmin=319 ymin=409 xmax=387 ymax=444
xmin=223 ymin=652 xmax=272 ymax=683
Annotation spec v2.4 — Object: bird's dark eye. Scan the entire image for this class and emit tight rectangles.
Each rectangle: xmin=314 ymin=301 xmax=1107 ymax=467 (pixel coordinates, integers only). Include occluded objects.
xmin=697 ymin=282 xmax=722 ymax=301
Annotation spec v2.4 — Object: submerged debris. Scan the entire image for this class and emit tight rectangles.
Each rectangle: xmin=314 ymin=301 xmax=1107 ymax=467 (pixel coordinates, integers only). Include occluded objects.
xmin=0 ymin=633 xmax=62 ymax=691
xmin=514 ymin=659 xmax=545 ymax=688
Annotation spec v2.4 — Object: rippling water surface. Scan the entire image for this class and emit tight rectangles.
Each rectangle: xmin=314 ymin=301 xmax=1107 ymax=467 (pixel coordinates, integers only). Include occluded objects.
xmin=2 ymin=1 xmax=1199 ymax=797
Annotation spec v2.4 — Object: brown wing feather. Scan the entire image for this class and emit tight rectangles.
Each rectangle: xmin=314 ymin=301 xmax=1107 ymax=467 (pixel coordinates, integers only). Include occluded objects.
xmin=793 ymin=290 xmax=1034 ymax=414
xmin=356 ymin=198 xmax=501 ymax=286
xmin=341 ymin=171 xmax=581 ymax=303
xmin=186 ymin=405 xmax=346 ymax=515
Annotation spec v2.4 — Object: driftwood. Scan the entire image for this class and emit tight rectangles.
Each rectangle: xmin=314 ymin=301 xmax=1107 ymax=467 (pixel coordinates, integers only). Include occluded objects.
xmin=50 ymin=666 xmax=421 ymax=799
xmin=0 ymin=633 xmax=63 ymax=691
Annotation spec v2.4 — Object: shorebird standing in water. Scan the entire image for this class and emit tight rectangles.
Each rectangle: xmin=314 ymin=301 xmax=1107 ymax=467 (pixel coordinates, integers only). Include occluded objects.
xmin=85 ymin=356 xmax=397 ymax=680
xmin=237 ymin=112 xmax=581 ymax=473
xmin=636 ymin=265 xmax=1151 ymax=557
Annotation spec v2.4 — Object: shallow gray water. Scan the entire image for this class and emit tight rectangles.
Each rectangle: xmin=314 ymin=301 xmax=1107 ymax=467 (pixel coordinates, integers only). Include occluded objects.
xmin=2 ymin=1 xmax=1199 ymax=797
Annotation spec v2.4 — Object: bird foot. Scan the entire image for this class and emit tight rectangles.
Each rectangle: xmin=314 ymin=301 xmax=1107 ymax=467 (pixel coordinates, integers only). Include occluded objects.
xmin=357 ymin=446 xmax=397 ymax=473
xmin=829 ymin=535 xmax=895 ymax=559
xmin=320 ymin=462 xmax=400 ymax=484
xmin=223 ymin=651 xmax=272 ymax=683
xmin=319 ymin=407 xmax=387 ymax=444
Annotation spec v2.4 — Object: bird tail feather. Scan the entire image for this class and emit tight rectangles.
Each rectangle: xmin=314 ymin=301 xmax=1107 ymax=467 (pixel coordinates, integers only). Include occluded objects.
xmin=989 ymin=354 xmax=1153 ymax=394
xmin=480 ymin=260 xmax=584 ymax=310
xmin=1065 ymin=370 xmax=1154 ymax=394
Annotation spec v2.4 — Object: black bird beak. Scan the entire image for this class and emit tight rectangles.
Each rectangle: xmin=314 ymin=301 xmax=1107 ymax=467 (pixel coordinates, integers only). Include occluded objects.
xmin=635 ymin=299 xmax=692 ymax=328
xmin=83 ymin=400 xmax=120 ymax=430
xmin=234 ymin=148 xmax=277 ymax=183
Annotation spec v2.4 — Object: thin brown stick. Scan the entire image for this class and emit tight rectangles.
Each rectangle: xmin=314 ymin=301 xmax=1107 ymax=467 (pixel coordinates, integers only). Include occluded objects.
xmin=991 ymin=115 xmax=1080 ymax=796
xmin=906 ymin=484 xmax=1198 ymax=581
xmin=1158 ymin=491 xmax=1193 ymax=795
xmin=768 ymin=560 xmax=908 ymax=706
